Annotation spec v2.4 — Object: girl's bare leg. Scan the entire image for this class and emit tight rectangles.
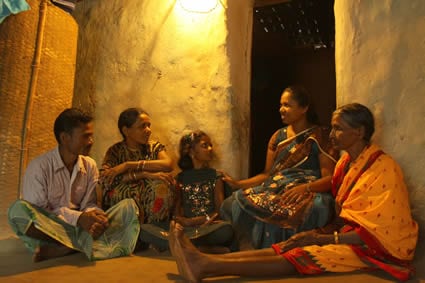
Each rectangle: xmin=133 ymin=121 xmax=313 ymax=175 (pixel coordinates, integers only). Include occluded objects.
xmin=170 ymin=221 xmax=297 ymax=282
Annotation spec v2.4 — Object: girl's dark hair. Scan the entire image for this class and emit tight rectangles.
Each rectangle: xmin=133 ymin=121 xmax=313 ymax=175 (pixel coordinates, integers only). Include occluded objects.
xmin=283 ymin=85 xmax=319 ymax=125
xmin=54 ymin=108 xmax=93 ymax=143
xmin=118 ymin=107 xmax=149 ymax=140
xmin=333 ymin=103 xmax=375 ymax=143
xmin=177 ymin=130 xmax=208 ymax=170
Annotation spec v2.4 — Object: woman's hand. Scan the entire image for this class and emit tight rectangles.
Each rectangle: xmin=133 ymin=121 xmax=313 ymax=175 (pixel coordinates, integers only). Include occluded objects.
xmin=218 ymin=170 xmax=239 ymax=189
xmin=200 ymin=212 xmax=219 ymax=226
xmin=280 ymin=184 xmax=310 ymax=205
xmin=145 ymin=172 xmax=175 ymax=185
xmin=101 ymin=163 xmax=128 ymax=184
xmin=276 ymin=230 xmax=324 ymax=253
xmin=174 ymin=214 xmax=219 ymax=227
xmin=174 ymin=216 xmax=194 ymax=227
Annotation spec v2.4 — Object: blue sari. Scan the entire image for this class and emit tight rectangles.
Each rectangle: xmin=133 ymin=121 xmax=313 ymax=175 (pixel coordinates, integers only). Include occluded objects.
xmin=221 ymin=126 xmax=336 ymax=249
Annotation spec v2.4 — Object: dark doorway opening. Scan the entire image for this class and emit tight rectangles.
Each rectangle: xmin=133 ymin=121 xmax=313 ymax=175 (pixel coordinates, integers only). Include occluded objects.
xmin=250 ymin=0 xmax=336 ymax=176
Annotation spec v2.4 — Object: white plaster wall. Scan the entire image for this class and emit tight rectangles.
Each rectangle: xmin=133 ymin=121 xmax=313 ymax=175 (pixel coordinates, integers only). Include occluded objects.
xmin=335 ymin=0 xmax=425 ymax=263
xmin=73 ymin=0 xmax=252 ymax=178
xmin=226 ymin=0 xmax=253 ymax=178
xmin=71 ymin=0 xmax=425 ymax=263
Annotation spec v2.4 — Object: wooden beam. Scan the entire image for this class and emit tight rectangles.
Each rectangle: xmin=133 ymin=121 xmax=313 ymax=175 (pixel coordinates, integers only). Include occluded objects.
xmin=254 ymin=0 xmax=291 ymax=8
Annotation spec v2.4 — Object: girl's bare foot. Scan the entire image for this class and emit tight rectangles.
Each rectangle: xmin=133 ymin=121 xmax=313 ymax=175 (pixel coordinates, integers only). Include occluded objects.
xmin=33 ymin=244 xmax=76 ymax=262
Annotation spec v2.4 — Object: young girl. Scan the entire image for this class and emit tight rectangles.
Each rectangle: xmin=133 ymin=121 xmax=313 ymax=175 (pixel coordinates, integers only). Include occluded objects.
xmin=139 ymin=130 xmax=233 ymax=252
xmin=173 ymin=130 xmax=233 ymax=252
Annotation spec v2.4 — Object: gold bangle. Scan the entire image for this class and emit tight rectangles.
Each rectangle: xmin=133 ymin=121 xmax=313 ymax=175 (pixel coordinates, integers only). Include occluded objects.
xmin=141 ymin=160 xmax=146 ymax=172
xmin=306 ymin=183 xmax=312 ymax=193
xmin=132 ymin=171 xmax=137 ymax=181
xmin=136 ymin=160 xmax=141 ymax=171
xmin=334 ymin=230 xmax=339 ymax=244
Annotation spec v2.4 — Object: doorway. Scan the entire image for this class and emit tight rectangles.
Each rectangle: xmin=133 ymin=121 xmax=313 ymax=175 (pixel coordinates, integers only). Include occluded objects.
xmin=250 ymin=0 xmax=336 ymax=175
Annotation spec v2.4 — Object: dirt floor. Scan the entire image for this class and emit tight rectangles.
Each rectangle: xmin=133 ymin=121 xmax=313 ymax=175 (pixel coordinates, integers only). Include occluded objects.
xmin=1 ymin=237 xmax=424 ymax=283
xmin=1 ymin=217 xmax=424 ymax=283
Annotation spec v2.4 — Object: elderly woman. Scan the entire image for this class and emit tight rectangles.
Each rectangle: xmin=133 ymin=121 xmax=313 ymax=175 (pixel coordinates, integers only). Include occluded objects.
xmin=169 ymin=103 xmax=418 ymax=282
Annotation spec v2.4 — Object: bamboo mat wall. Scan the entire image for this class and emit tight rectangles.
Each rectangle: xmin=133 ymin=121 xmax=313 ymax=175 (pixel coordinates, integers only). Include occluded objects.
xmin=0 ymin=0 xmax=78 ymax=237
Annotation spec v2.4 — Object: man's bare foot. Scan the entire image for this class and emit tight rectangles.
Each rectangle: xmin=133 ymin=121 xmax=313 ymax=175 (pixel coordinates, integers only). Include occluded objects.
xmin=26 ymin=223 xmax=54 ymax=241
xmin=33 ymin=244 xmax=76 ymax=262
xmin=171 ymin=221 xmax=206 ymax=283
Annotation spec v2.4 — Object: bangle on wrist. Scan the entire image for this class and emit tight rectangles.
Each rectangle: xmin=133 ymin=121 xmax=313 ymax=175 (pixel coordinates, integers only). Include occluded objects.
xmin=141 ymin=160 xmax=146 ymax=172
xmin=306 ymin=183 xmax=312 ymax=193
xmin=136 ymin=160 xmax=141 ymax=171
xmin=132 ymin=170 xmax=137 ymax=181
xmin=334 ymin=230 xmax=339 ymax=244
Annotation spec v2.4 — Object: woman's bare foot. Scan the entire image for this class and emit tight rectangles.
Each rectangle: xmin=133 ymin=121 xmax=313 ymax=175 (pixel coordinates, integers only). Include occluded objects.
xmin=169 ymin=221 xmax=184 ymax=276
xmin=198 ymin=245 xmax=230 ymax=254
xmin=170 ymin=221 xmax=207 ymax=283
xmin=33 ymin=244 xmax=76 ymax=262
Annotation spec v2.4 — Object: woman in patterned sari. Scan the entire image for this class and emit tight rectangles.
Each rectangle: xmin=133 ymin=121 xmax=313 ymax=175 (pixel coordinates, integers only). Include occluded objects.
xmin=98 ymin=108 xmax=174 ymax=234
xmin=169 ymin=103 xmax=418 ymax=283
xmin=220 ymin=85 xmax=338 ymax=249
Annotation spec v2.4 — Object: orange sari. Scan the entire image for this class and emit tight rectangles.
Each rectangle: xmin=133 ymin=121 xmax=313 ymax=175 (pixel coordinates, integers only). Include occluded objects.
xmin=279 ymin=144 xmax=418 ymax=281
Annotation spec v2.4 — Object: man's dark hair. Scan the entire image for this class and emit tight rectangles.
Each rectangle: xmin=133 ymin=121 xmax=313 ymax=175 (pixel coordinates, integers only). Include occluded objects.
xmin=53 ymin=108 xmax=93 ymax=143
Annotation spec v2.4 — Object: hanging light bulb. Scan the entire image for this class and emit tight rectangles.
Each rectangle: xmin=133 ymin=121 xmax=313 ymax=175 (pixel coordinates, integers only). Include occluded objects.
xmin=179 ymin=0 xmax=219 ymax=13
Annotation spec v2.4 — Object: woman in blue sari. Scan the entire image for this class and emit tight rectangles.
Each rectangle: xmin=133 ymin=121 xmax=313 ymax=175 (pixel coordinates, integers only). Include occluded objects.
xmin=221 ymin=85 xmax=338 ymax=249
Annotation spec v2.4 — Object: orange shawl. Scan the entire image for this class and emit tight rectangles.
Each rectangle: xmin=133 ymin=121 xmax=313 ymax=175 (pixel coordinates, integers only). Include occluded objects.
xmin=279 ymin=144 xmax=418 ymax=281
xmin=335 ymin=144 xmax=418 ymax=262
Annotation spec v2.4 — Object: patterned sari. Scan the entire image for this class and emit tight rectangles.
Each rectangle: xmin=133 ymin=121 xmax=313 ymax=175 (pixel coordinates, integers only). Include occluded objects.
xmin=224 ymin=126 xmax=337 ymax=249
xmin=278 ymin=144 xmax=418 ymax=281
xmin=99 ymin=141 xmax=173 ymax=224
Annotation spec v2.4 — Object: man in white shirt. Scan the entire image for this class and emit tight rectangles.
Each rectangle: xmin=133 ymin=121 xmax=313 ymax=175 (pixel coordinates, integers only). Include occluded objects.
xmin=8 ymin=108 xmax=141 ymax=261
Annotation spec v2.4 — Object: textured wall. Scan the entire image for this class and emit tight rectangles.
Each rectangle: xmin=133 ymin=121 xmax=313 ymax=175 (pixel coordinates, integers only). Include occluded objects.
xmin=72 ymin=0 xmax=251 ymax=178
xmin=71 ymin=0 xmax=425 ymax=264
xmin=335 ymin=0 xmax=425 ymax=263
